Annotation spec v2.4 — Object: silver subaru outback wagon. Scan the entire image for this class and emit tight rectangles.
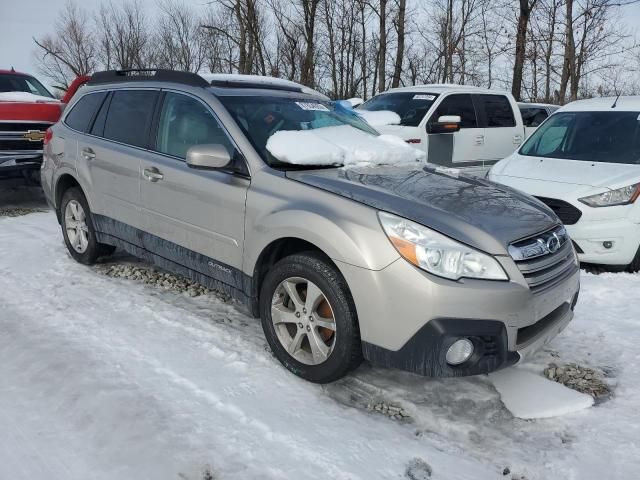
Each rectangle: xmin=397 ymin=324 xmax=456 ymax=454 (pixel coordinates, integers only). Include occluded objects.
xmin=41 ymin=70 xmax=580 ymax=383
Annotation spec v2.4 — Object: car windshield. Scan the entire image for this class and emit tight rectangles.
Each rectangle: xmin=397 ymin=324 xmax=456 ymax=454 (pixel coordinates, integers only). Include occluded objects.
xmin=218 ymin=94 xmax=378 ymax=168
xmin=520 ymin=110 xmax=640 ymax=164
xmin=359 ymin=92 xmax=438 ymax=127
xmin=0 ymin=73 xmax=54 ymax=98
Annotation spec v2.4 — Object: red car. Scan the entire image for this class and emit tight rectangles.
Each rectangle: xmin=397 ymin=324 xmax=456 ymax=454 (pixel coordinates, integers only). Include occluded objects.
xmin=0 ymin=69 xmax=86 ymax=182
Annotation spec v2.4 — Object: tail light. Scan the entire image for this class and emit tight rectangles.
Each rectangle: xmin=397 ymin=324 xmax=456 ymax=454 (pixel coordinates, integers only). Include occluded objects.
xmin=43 ymin=128 xmax=53 ymax=145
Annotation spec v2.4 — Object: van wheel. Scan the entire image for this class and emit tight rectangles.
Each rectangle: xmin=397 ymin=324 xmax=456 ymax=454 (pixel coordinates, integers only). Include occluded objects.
xmin=259 ymin=251 xmax=362 ymax=383
xmin=60 ymin=187 xmax=114 ymax=265
xmin=627 ymin=245 xmax=640 ymax=273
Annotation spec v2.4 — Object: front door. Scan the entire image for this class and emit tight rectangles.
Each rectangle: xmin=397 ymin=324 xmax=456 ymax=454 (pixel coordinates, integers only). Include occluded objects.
xmin=426 ymin=93 xmax=485 ymax=166
xmin=139 ymin=91 xmax=249 ymax=285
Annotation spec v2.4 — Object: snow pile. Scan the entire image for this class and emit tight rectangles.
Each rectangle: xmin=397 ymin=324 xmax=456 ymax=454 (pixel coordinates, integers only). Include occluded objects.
xmin=489 ymin=367 xmax=594 ymax=419
xmin=356 ymin=109 xmax=401 ymax=126
xmin=266 ymin=125 xmax=425 ymax=167
xmin=0 ymin=91 xmax=59 ymax=103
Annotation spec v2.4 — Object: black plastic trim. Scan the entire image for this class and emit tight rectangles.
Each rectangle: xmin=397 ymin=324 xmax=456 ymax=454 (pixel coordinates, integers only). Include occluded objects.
xmin=362 ymin=318 xmax=518 ymax=377
xmin=89 ymin=69 xmax=209 ymax=87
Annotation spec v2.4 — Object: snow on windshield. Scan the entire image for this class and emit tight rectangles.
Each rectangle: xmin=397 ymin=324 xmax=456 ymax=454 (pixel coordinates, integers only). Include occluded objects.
xmin=0 ymin=92 xmax=59 ymax=103
xmin=355 ymin=110 xmax=401 ymax=127
xmin=266 ymin=124 xmax=425 ymax=167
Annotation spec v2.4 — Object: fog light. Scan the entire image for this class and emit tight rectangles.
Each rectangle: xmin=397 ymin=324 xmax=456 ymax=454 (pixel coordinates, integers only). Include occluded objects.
xmin=603 ymin=241 xmax=613 ymax=249
xmin=446 ymin=338 xmax=474 ymax=365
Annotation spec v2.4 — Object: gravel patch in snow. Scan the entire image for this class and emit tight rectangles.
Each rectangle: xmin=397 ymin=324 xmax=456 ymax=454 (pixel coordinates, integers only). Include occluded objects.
xmin=0 ymin=206 xmax=47 ymax=217
xmin=367 ymin=401 xmax=411 ymax=421
xmin=543 ymin=363 xmax=612 ymax=401
xmin=94 ymin=261 xmax=231 ymax=301
xmin=405 ymin=458 xmax=432 ymax=479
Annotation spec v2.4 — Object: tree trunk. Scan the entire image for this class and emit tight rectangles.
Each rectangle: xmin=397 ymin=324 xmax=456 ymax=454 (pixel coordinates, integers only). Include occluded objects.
xmin=512 ymin=0 xmax=536 ymax=101
xmin=391 ymin=0 xmax=406 ymax=88
xmin=377 ymin=0 xmax=387 ymax=92
xmin=558 ymin=0 xmax=574 ymax=104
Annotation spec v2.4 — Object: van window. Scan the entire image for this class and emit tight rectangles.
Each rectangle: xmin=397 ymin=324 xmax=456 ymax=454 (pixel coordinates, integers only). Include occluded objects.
xmin=65 ymin=92 xmax=107 ymax=132
xmin=429 ymin=94 xmax=478 ymax=128
xmin=477 ymin=95 xmax=516 ymax=127
xmin=520 ymin=107 xmax=548 ymax=127
xmin=359 ymin=92 xmax=438 ymax=127
xmin=155 ymin=92 xmax=236 ymax=160
xmin=103 ymin=90 xmax=157 ymax=148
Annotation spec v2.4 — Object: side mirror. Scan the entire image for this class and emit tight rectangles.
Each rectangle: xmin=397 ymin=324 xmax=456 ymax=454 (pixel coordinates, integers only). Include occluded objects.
xmin=186 ymin=144 xmax=232 ymax=170
xmin=427 ymin=115 xmax=461 ymax=134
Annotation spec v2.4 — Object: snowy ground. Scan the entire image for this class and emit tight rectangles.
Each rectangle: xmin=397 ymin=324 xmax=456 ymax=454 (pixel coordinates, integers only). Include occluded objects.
xmin=1 ymin=208 xmax=639 ymax=479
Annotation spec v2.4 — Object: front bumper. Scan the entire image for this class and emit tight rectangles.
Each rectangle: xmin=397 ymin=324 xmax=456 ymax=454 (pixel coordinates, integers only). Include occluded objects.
xmin=0 ymin=152 xmax=42 ymax=177
xmin=336 ymin=254 xmax=580 ymax=377
xmin=568 ymin=218 xmax=640 ymax=265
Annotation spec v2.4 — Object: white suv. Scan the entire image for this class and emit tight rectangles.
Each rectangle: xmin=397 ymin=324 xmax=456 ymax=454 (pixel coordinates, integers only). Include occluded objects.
xmin=358 ymin=85 xmax=525 ymax=174
xmin=490 ymin=96 xmax=640 ymax=271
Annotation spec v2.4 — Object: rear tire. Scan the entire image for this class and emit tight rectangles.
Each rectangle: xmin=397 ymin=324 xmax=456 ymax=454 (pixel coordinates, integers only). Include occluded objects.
xmin=60 ymin=187 xmax=114 ymax=265
xmin=259 ymin=251 xmax=362 ymax=383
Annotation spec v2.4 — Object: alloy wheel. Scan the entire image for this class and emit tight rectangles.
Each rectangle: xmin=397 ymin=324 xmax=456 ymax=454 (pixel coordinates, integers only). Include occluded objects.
xmin=64 ymin=200 xmax=89 ymax=254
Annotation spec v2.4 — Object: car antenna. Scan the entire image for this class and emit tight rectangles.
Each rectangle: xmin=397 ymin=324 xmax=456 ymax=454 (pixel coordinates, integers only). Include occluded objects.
xmin=10 ymin=66 xmax=15 ymax=72
xmin=611 ymin=92 xmax=621 ymax=109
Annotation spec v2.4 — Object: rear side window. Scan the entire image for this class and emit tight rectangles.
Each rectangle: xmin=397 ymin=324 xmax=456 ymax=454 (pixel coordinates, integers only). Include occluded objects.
xmin=103 ymin=90 xmax=157 ymax=148
xmin=429 ymin=94 xmax=478 ymax=128
xmin=65 ymin=92 xmax=107 ymax=132
xmin=477 ymin=95 xmax=516 ymax=127
xmin=520 ymin=107 xmax=549 ymax=127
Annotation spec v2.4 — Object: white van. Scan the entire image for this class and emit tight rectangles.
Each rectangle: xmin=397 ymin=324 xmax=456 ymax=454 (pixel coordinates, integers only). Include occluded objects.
xmin=490 ymin=96 xmax=640 ymax=271
xmin=358 ymin=85 xmax=525 ymax=174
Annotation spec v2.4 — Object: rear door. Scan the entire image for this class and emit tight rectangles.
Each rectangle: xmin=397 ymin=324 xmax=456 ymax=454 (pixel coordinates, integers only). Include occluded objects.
xmin=139 ymin=90 xmax=250 ymax=281
xmin=81 ymin=89 xmax=159 ymax=233
xmin=426 ymin=93 xmax=485 ymax=166
xmin=474 ymin=94 xmax=523 ymax=163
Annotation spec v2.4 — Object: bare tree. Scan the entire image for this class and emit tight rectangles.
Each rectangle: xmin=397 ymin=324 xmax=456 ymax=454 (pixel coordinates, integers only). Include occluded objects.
xmin=391 ymin=0 xmax=406 ymax=88
xmin=33 ymin=1 xmax=98 ymax=89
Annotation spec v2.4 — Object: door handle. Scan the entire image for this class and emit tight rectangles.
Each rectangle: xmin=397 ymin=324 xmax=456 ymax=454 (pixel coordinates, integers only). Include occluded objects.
xmin=81 ymin=147 xmax=95 ymax=160
xmin=143 ymin=167 xmax=164 ymax=182
xmin=513 ymin=135 xmax=523 ymax=144
xmin=474 ymin=135 xmax=484 ymax=145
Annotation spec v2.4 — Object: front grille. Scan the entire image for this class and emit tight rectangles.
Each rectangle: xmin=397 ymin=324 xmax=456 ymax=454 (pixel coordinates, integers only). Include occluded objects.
xmin=535 ymin=196 xmax=582 ymax=225
xmin=0 ymin=122 xmax=52 ymax=132
xmin=0 ymin=140 xmax=43 ymax=151
xmin=0 ymin=122 xmax=50 ymax=153
xmin=509 ymin=226 xmax=578 ymax=294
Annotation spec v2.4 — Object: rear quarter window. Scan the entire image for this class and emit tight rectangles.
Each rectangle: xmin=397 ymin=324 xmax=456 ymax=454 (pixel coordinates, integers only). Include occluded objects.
xmin=64 ymin=92 xmax=107 ymax=132
xmin=102 ymin=90 xmax=157 ymax=148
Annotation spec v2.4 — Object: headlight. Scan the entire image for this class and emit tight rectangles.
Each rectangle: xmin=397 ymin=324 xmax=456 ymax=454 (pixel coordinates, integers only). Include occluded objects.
xmin=578 ymin=183 xmax=640 ymax=207
xmin=378 ymin=211 xmax=508 ymax=281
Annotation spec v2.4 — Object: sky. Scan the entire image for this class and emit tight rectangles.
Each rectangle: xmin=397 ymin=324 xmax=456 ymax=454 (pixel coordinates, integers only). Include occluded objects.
xmin=1 ymin=0 xmax=640 ymax=89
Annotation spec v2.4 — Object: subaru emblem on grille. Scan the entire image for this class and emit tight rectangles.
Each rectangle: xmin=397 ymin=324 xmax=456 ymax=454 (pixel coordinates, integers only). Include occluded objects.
xmin=546 ymin=233 xmax=561 ymax=253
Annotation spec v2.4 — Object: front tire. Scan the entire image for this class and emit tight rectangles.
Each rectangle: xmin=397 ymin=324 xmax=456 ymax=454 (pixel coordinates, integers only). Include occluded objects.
xmin=60 ymin=187 xmax=114 ymax=265
xmin=259 ymin=252 xmax=362 ymax=383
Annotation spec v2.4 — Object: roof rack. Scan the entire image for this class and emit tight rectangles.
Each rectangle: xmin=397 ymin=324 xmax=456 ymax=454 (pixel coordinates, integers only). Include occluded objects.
xmin=209 ymin=79 xmax=302 ymax=93
xmin=89 ymin=69 xmax=209 ymax=87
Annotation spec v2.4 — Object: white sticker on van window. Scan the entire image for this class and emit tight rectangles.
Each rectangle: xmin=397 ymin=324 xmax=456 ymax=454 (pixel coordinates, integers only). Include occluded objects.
xmin=295 ymin=102 xmax=330 ymax=111
xmin=413 ymin=94 xmax=436 ymax=101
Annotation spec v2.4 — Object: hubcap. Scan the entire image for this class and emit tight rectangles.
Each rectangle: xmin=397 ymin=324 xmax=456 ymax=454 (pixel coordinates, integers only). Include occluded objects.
xmin=271 ymin=277 xmax=337 ymax=365
xmin=64 ymin=200 xmax=89 ymax=254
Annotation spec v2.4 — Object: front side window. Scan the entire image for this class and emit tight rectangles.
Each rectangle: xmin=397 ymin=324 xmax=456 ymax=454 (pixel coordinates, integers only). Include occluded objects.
xmin=218 ymin=94 xmax=377 ymax=167
xmin=103 ymin=90 xmax=157 ymax=148
xmin=477 ymin=95 xmax=516 ymax=127
xmin=359 ymin=92 xmax=438 ymax=127
xmin=429 ymin=94 xmax=478 ymax=128
xmin=520 ymin=111 xmax=640 ymax=164
xmin=0 ymin=74 xmax=54 ymax=98
xmin=65 ymin=92 xmax=107 ymax=132
xmin=155 ymin=92 xmax=236 ymax=160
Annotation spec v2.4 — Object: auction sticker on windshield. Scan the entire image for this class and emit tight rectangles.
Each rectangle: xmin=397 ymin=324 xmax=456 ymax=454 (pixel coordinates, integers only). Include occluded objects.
xmin=413 ymin=94 xmax=436 ymax=101
xmin=296 ymin=102 xmax=330 ymax=111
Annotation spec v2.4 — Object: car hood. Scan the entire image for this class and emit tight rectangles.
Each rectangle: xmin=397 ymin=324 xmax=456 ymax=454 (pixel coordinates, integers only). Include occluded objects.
xmin=494 ymin=154 xmax=640 ymax=188
xmin=286 ymin=165 xmax=558 ymax=255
